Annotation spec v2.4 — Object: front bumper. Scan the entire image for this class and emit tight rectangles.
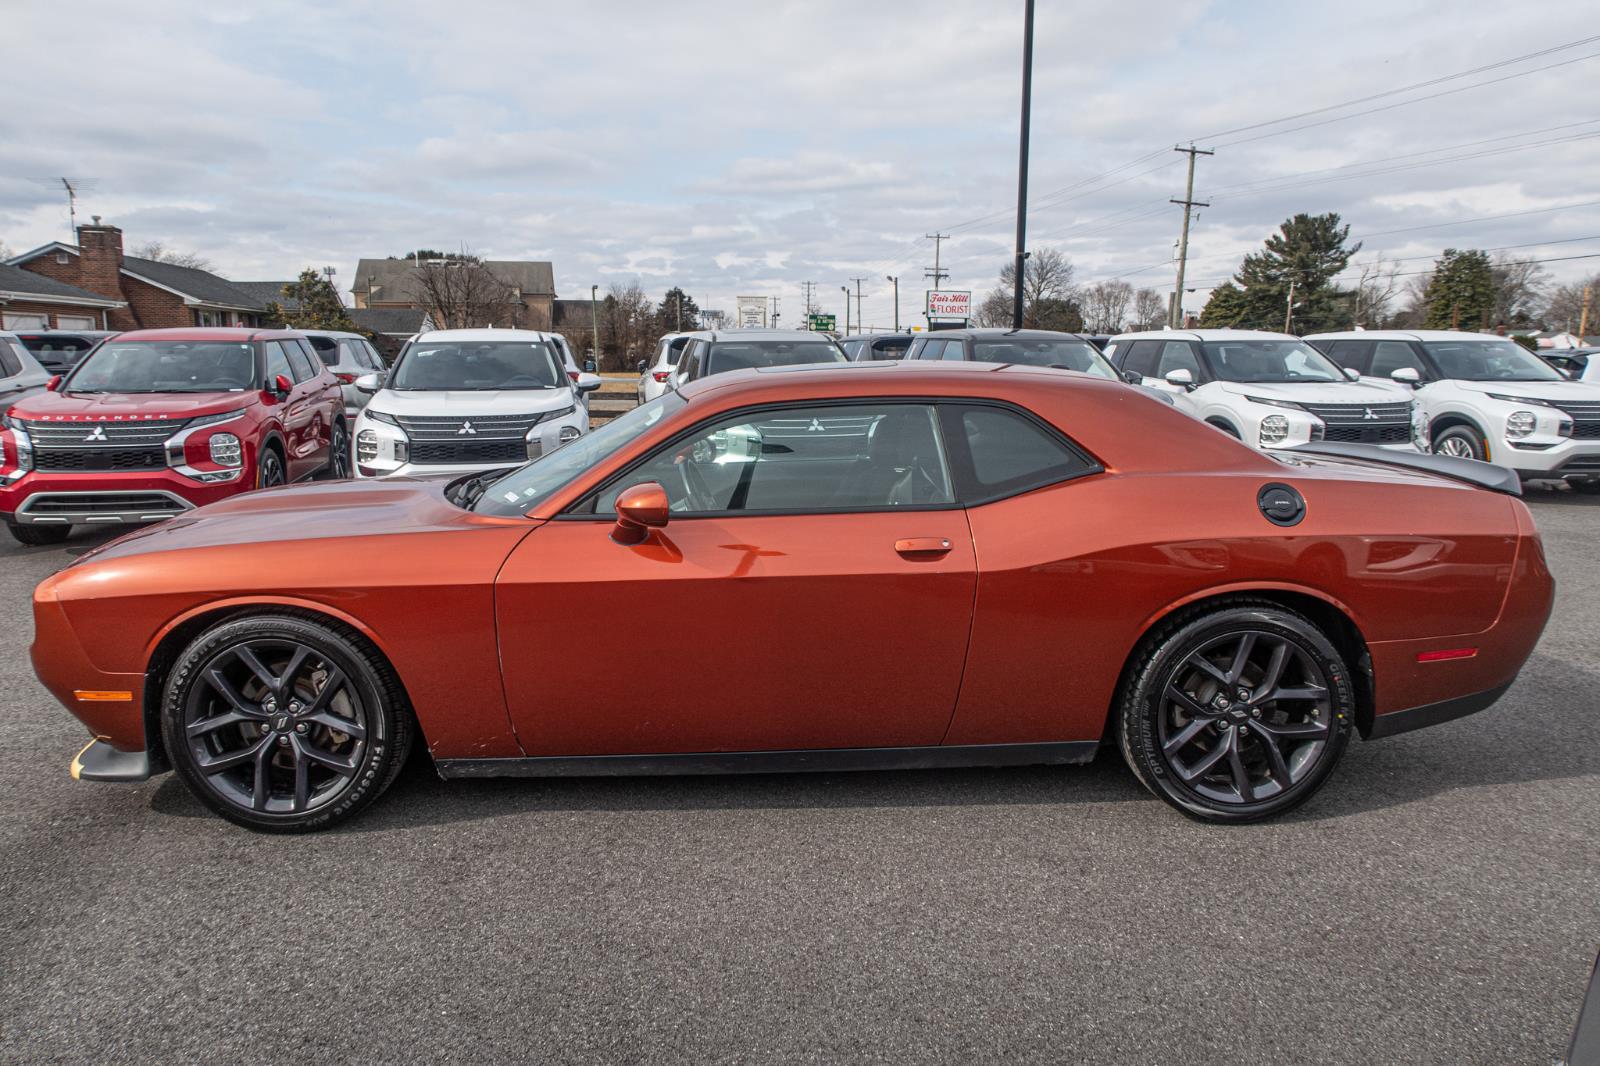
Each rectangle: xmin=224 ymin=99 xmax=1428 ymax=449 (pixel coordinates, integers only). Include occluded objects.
xmin=1502 ymin=437 xmax=1600 ymax=478
xmin=355 ymin=410 xmax=588 ymax=479
xmin=0 ymin=468 xmax=243 ymax=527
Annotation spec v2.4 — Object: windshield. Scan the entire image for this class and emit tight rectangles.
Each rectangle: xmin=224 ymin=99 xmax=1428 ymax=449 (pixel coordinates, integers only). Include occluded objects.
xmin=390 ymin=339 xmax=563 ymax=390
xmin=65 ymin=340 xmax=256 ymax=393
xmin=1201 ymin=340 xmax=1343 ymax=383
xmin=704 ymin=340 xmax=846 ymax=375
xmin=474 ymin=391 xmax=686 ymax=515
xmin=1423 ymin=339 xmax=1564 ymax=382
xmin=972 ymin=338 xmax=1116 ymax=378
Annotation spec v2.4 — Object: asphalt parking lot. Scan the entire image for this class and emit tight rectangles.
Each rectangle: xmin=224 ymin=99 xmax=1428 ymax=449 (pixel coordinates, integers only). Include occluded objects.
xmin=1 ymin=491 xmax=1597 ymax=1064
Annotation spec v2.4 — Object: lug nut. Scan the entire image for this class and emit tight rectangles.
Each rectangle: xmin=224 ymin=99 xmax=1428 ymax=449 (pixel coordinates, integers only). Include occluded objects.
xmin=1251 ymin=708 xmax=1261 ymax=718
xmin=294 ymin=723 xmax=308 ymax=734
xmin=276 ymin=736 xmax=291 ymax=747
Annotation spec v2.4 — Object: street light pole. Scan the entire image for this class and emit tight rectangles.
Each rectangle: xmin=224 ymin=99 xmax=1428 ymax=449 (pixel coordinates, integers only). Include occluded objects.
xmin=886 ymin=276 xmax=899 ymax=331
xmin=841 ymin=286 xmax=850 ymax=336
xmin=589 ymin=284 xmax=600 ymax=370
xmin=1011 ymin=0 xmax=1035 ymax=331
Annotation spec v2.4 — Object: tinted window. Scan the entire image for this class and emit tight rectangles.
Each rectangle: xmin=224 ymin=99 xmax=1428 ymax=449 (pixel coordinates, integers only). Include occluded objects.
xmin=285 ymin=340 xmax=317 ymax=382
xmin=974 ymin=337 xmax=1116 ymax=378
xmin=871 ymin=338 xmax=911 ymax=359
xmin=1323 ymin=340 xmax=1371 ymax=374
xmin=1155 ymin=341 xmax=1203 ymax=379
xmin=952 ymin=405 xmax=1095 ymax=498
xmin=1200 ymin=340 xmax=1343 ymax=383
xmin=264 ymin=341 xmax=295 ymax=385
xmin=702 ymin=340 xmax=846 ymax=376
xmin=666 ymin=338 xmax=688 ymax=366
xmin=841 ymin=340 xmax=864 ymax=359
xmin=0 ymin=341 xmax=21 ymax=378
xmin=594 ymin=403 xmax=954 ymax=514
xmin=1120 ymin=340 xmax=1160 ymax=378
xmin=939 ymin=339 xmax=967 ymax=361
xmin=306 ymin=335 xmax=339 ymax=363
xmin=1370 ymin=341 xmax=1426 ymax=378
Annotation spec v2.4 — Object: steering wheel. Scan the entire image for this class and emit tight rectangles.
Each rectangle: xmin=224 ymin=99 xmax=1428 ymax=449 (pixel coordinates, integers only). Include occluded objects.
xmin=676 ymin=453 xmax=719 ymax=511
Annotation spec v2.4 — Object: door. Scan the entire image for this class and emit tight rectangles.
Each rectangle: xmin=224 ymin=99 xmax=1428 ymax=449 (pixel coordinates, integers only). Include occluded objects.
xmin=495 ymin=401 xmax=977 ymax=757
xmin=263 ymin=340 xmax=319 ymax=479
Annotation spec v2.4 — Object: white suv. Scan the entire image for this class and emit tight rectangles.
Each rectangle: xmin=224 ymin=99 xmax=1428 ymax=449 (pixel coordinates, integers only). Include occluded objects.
xmin=637 ymin=333 xmax=692 ymax=404
xmin=1309 ymin=329 xmax=1600 ymax=490
xmin=353 ymin=329 xmax=601 ymax=479
xmin=1106 ymin=329 xmax=1418 ymax=452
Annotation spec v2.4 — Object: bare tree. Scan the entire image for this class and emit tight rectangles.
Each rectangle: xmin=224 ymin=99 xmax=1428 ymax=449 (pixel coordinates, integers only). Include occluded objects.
xmin=1352 ymin=255 xmax=1402 ymax=329
xmin=1490 ymin=253 xmax=1550 ymax=327
xmin=129 ymin=240 xmax=214 ymax=272
xmin=1389 ymin=271 xmax=1433 ymax=329
xmin=976 ymin=247 xmax=1083 ymax=330
xmin=1082 ymin=280 xmax=1134 ymax=332
xmin=408 ymin=254 xmax=516 ymax=330
xmin=1544 ymin=273 xmax=1599 ymax=332
xmin=598 ymin=281 xmax=654 ymax=372
xmin=1131 ymin=287 xmax=1166 ymax=330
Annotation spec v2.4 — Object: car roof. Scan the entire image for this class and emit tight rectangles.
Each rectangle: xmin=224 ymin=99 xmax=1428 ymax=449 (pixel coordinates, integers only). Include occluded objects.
xmin=412 ymin=328 xmax=558 ymax=343
xmin=676 ymin=329 xmax=832 ymax=342
xmin=848 ymin=332 xmax=914 ymax=342
xmin=105 ymin=327 xmax=300 ymax=342
xmin=1305 ymin=329 xmax=1521 ymax=342
xmin=1109 ymin=328 xmax=1298 ymax=342
xmin=932 ymin=328 xmax=1097 ymax=341
xmin=297 ymin=329 xmax=367 ymax=339
xmin=676 ymin=356 xmax=1126 ymax=400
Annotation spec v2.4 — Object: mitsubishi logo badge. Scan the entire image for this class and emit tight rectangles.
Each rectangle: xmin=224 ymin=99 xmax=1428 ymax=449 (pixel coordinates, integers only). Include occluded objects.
xmin=807 ymin=418 xmax=825 ymax=432
xmin=84 ymin=425 xmax=108 ymax=442
xmin=1363 ymin=408 xmax=1379 ymax=421
xmin=457 ymin=421 xmax=477 ymax=436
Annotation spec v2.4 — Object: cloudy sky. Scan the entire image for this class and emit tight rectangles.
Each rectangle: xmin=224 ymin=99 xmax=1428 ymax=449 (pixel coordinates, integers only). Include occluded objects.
xmin=3 ymin=0 xmax=1597 ymax=329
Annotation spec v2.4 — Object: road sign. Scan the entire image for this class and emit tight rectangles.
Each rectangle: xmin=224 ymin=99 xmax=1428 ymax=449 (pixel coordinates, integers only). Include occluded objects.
xmin=808 ymin=314 xmax=836 ymax=332
xmin=926 ymin=290 xmax=971 ymax=319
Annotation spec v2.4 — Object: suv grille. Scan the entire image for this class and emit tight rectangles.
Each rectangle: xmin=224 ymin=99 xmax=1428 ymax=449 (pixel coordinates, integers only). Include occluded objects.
xmin=1299 ymin=402 xmax=1411 ymax=425
xmin=1548 ymin=400 xmax=1600 ymax=438
xmin=394 ymin=412 xmax=545 ymax=441
xmin=34 ymin=447 xmax=168 ymax=471
xmin=409 ymin=440 xmax=527 ymax=465
xmin=1322 ymin=425 xmax=1412 ymax=444
xmin=21 ymin=418 xmax=188 ymax=447
xmin=22 ymin=493 xmax=187 ymax=517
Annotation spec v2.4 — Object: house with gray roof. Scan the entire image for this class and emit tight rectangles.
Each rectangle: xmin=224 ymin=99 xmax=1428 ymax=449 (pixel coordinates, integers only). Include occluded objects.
xmin=351 ymin=256 xmax=556 ymax=330
xmin=0 ymin=262 xmax=126 ymax=330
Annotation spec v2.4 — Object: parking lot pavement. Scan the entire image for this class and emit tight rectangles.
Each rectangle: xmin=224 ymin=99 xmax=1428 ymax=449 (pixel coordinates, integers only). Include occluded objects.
xmin=1 ymin=491 xmax=1596 ymax=1064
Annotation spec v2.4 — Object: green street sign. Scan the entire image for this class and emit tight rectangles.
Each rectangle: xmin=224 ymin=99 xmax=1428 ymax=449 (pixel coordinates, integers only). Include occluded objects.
xmin=808 ymin=314 xmax=836 ymax=331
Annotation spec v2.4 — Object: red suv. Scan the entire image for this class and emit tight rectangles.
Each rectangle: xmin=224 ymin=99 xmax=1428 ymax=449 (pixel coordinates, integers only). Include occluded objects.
xmin=0 ymin=327 xmax=349 ymax=546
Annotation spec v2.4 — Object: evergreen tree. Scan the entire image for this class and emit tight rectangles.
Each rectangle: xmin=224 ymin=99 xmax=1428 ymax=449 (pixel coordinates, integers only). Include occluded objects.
xmin=656 ymin=287 xmax=700 ymax=333
xmin=1199 ymin=282 xmax=1248 ymax=327
xmin=1219 ymin=213 xmax=1360 ymax=333
xmin=265 ymin=269 xmax=362 ymax=333
xmin=1422 ymin=249 xmax=1496 ymax=330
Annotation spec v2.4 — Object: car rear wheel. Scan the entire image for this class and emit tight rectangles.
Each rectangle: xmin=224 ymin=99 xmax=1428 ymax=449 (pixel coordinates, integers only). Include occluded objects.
xmin=1433 ymin=426 xmax=1487 ymax=462
xmin=318 ymin=422 xmax=351 ymax=481
xmin=7 ymin=522 xmax=71 ymax=546
xmin=1117 ymin=603 xmax=1354 ymax=822
xmin=161 ymin=614 xmax=413 ymax=832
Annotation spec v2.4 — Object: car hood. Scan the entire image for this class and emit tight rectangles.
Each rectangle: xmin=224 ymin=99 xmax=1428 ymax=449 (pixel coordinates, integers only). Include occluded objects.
xmin=1453 ymin=379 xmax=1600 ymax=403
xmin=1216 ymin=380 xmax=1407 ymax=404
xmin=74 ymin=475 xmax=526 ymax=564
xmin=10 ymin=390 xmax=258 ymax=422
xmin=362 ymin=388 xmax=576 ymax=418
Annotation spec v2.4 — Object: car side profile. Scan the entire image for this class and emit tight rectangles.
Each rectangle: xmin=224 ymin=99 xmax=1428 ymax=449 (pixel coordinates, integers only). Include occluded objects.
xmin=1308 ymin=330 xmax=1600 ymax=490
xmin=300 ymin=330 xmax=388 ymax=412
xmin=0 ymin=327 xmax=348 ymax=545
xmin=1108 ymin=329 xmax=1420 ymax=452
xmin=14 ymin=329 xmax=120 ymax=373
xmin=637 ymin=332 xmax=692 ymax=404
xmin=1 ymin=330 xmax=53 ymax=415
xmin=669 ymin=329 xmax=847 ymax=388
xmin=34 ymin=362 xmax=1551 ymax=832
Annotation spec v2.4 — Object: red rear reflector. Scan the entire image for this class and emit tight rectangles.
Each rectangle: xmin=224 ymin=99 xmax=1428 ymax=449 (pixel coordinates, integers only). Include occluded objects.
xmin=652 ymin=371 xmax=671 ymax=382
xmin=335 ymin=373 xmax=357 ymax=384
xmin=1417 ymin=648 xmax=1477 ymax=663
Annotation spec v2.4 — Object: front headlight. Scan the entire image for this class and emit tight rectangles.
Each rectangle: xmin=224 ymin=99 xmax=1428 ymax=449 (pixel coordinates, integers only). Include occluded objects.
xmin=1505 ymin=411 xmax=1536 ymax=439
xmin=209 ymin=433 xmax=242 ymax=467
xmin=1245 ymin=396 xmax=1303 ymax=411
xmin=363 ymin=408 xmax=402 ymax=426
xmin=1259 ymin=414 xmax=1290 ymax=445
xmin=357 ymin=429 xmax=380 ymax=463
xmin=532 ymin=404 xmax=577 ymax=426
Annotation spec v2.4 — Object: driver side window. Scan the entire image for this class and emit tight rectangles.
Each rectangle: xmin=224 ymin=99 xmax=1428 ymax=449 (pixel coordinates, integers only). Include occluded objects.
xmin=591 ymin=403 xmax=954 ymax=515
xmin=263 ymin=342 xmax=294 ymax=386
xmin=1155 ymin=341 xmax=1201 ymax=378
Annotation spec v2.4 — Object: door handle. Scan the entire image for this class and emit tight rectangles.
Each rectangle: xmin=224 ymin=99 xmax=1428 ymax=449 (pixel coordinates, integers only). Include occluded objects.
xmin=895 ymin=537 xmax=953 ymax=556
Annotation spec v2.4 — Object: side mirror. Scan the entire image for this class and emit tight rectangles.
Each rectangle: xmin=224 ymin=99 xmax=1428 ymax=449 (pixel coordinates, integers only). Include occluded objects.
xmin=583 ymin=358 xmax=597 ymax=373
xmin=636 ymin=359 xmax=647 ymax=374
xmin=1390 ymin=367 xmax=1422 ymax=386
xmin=353 ymin=373 xmax=381 ymax=393
xmin=272 ymin=373 xmax=294 ymax=397
xmin=1341 ymin=366 xmax=1361 ymax=382
xmin=576 ymin=372 xmax=602 ymax=394
xmin=1164 ymin=368 xmax=1195 ymax=388
xmin=612 ymin=482 xmax=669 ymax=545
xmin=46 ymin=375 xmax=61 ymax=392
xmin=1120 ymin=369 xmax=1142 ymax=385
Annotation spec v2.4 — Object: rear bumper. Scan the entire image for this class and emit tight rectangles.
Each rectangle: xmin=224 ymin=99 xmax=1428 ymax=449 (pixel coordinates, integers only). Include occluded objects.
xmin=1366 ymin=681 xmax=1512 ymax=739
xmin=70 ymin=738 xmax=154 ymax=782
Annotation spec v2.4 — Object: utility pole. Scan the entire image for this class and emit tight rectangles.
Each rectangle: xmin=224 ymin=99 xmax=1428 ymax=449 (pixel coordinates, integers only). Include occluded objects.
xmin=768 ymin=294 xmax=781 ymax=328
xmin=1011 ymin=0 xmax=1036 ymax=331
xmin=850 ymin=278 xmax=867 ymax=335
xmin=886 ymin=276 xmax=900 ymax=331
xmin=589 ymin=284 xmax=600 ymax=369
xmin=1580 ymin=284 xmax=1592 ymax=338
xmin=924 ymin=233 xmax=950 ymax=290
xmin=675 ymin=290 xmax=683 ymax=331
xmin=1170 ymin=143 xmax=1213 ymax=328
xmin=841 ymin=286 xmax=851 ymax=336
xmin=1283 ymin=278 xmax=1296 ymax=334
xmin=801 ymin=281 xmax=816 ymax=321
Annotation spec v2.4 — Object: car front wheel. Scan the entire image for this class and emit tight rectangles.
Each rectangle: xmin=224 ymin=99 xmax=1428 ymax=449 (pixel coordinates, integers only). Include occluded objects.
xmin=1433 ymin=425 xmax=1487 ymax=462
xmin=1117 ymin=603 xmax=1354 ymax=822
xmin=161 ymin=614 xmax=413 ymax=832
xmin=7 ymin=522 xmax=71 ymax=546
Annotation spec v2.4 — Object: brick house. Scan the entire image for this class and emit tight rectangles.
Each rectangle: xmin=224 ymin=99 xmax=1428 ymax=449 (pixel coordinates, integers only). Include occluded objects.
xmin=0 ymin=262 xmax=125 ymax=330
xmin=6 ymin=221 xmax=269 ymax=331
xmin=351 ymin=257 xmax=556 ymax=330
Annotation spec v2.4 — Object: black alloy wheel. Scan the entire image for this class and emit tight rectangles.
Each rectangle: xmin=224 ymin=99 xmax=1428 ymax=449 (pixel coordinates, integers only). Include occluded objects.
xmin=162 ymin=615 xmax=412 ymax=831
xmin=257 ymin=447 xmax=286 ymax=489
xmin=1118 ymin=603 xmax=1354 ymax=822
xmin=320 ymin=422 xmax=351 ymax=480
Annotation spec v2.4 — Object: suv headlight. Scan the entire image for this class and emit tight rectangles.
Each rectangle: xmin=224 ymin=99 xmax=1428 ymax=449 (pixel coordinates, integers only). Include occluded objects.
xmin=1505 ymin=411 xmax=1536 ymax=439
xmin=532 ymin=404 xmax=577 ymax=426
xmin=364 ymin=408 xmax=402 ymax=426
xmin=1245 ymin=396 xmax=1303 ymax=410
xmin=209 ymin=433 xmax=243 ymax=467
xmin=1259 ymin=414 xmax=1290 ymax=445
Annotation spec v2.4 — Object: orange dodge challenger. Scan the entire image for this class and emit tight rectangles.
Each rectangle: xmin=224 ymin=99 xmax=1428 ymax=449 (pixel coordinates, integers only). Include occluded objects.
xmin=31 ymin=360 xmax=1552 ymax=831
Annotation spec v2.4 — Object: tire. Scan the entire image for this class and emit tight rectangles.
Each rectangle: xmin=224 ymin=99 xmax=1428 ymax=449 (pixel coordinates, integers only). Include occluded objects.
xmin=7 ymin=521 xmax=71 ymax=546
xmin=1572 ymin=479 xmax=1600 ymax=495
xmin=1116 ymin=602 xmax=1355 ymax=823
xmin=1432 ymin=425 xmax=1487 ymax=462
xmin=160 ymin=613 xmax=413 ymax=832
xmin=316 ymin=422 xmax=351 ymax=481
xmin=1206 ymin=419 xmax=1242 ymax=439
xmin=257 ymin=445 xmax=287 ymax=489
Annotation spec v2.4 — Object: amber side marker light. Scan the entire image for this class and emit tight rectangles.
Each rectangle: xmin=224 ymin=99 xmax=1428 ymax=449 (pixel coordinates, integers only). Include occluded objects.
xmin=74 ymin=690 xmax=133 ymax=702
xmin=1416 ymin=648 xmax=1478 ymax=663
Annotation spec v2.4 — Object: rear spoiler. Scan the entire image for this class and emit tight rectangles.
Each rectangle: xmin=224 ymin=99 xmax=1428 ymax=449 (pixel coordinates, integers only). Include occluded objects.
xmin=1288 ymin=442 xmax=1522 ymax=496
